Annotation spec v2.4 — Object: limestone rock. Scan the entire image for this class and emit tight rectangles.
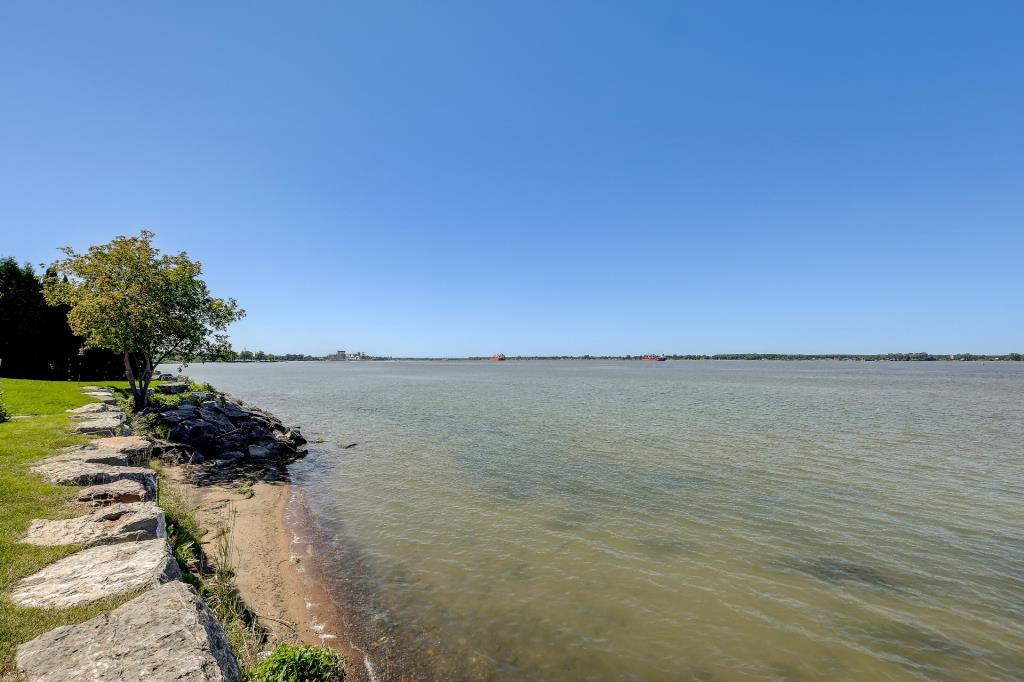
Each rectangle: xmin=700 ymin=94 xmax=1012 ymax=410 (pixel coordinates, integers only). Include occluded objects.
xmin=51 ymin=436 xmax=150 ymax=465
xmin=92 ymin=435 xmax=152 ymax=463
xmin=15 ymin=580 xmax=240 ymax=681
xmin=82 ymin=391 xmax=118 ymax=405
xmin=22 ymin=502 xmax=165 ymax=547
xmin=48 ymin=445 xmax=141 ymax=468
xmin=31 ymin=459 xmax=157 ymax=495
xmin=67 ymin=402 xmax=122 ymax=415
xmin=72 ymin=415 xmax=123 ymax=435
xmin=156 ymin=382 xmax=189 ymax=394
xmin=69 ymin=410 xmax=124 ymax=421
xmin=76 ymin=479 xmax=153 ymax=506
xmin=10 ymin=538 xmax=179 ymax=608
xmin=79 ymin=385 xmax=108 ymax=392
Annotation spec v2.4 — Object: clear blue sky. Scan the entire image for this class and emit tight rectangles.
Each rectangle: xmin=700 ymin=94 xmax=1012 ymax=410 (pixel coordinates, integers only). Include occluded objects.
xmin=2 ymin=2 xmax=1021 ymax=356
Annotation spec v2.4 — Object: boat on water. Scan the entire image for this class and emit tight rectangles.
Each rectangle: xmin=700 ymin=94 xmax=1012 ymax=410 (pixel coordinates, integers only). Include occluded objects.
xmin=641 ymin=354 xmax=667 ymax=362
xmin=488 ymin=353 xmax=506 ymax=362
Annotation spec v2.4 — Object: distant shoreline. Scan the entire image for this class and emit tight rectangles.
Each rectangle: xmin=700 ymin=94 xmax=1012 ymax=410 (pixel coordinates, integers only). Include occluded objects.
xmin=196 ymin=352 xmax=1024 ymax=363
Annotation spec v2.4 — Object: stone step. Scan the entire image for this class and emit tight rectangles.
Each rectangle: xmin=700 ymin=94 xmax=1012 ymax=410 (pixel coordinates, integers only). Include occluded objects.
xmin=11 ymin=538 xmax=179 ymax=609
xmin=82 ymin=392 xmax=118 ymax=405
xmin=156 ymin=382 xmax=189 ymax=394
xmin=16 ymin=580 xmax=240 ymax=681
xmin=69 ymin=411 xmax=124 ymax=421
xmin=72 ymin=415 xmax=124 ymax=436
xmin=79 ymin=385 xmax=109 ymax=392
xmin=48 ymin=447 xmax=137 ymax=468
xmin=21 ymin=502 xmax=165 ymax=547
xmin=90 ymin=435 xmax=152 ymax=462
xmin=77 ymin=479 xmax=153 ymax=506
xmin=67 ymin=402 xmax=123 ymax=415
xmin=31 ymin=459 xmax=157 ymax=495
xmin=52 ymin=436 xmax=151 ymax=467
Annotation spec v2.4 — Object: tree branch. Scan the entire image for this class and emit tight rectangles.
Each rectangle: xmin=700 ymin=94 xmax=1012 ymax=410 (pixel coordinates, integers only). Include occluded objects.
xmin=153 ymin=338 xmax=184 ymax=369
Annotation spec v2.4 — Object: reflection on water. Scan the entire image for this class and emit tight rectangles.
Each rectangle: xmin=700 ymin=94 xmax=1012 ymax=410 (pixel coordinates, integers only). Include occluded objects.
xmin=182 ymin=360 xmax=1024 ymax=680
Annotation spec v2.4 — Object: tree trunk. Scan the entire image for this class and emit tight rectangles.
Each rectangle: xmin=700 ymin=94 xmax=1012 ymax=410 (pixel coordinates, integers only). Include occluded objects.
xmin=123 ymin=350 xmax=148 ymax=410
xmin=139 ymin=353 xmax=153 ymax=408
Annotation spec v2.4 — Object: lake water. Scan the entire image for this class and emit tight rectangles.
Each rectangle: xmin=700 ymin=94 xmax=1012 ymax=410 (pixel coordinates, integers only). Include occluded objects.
xmin=180 ymin=360 xmax=1024 ymax=681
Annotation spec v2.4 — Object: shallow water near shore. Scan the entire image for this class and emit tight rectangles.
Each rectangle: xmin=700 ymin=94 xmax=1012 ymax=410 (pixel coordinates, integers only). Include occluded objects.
xmin=179 ymin=360 xmax=1024 ymax=680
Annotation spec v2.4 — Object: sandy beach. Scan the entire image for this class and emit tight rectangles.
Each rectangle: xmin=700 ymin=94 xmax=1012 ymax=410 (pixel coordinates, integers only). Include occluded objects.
xmin=163 ymin=465 xmax=372 ymax=681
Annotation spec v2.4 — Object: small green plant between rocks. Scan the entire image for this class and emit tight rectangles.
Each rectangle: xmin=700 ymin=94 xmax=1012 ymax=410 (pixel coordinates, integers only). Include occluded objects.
xmin=248 ymin=643 xmax=346 ymax=682
xmin=189 ymin=381 xmax=216 ymax=394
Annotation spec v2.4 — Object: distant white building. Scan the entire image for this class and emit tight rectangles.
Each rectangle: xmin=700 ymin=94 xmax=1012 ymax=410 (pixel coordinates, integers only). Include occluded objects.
xmin=327 ymin=350 xmax=347 ymax=361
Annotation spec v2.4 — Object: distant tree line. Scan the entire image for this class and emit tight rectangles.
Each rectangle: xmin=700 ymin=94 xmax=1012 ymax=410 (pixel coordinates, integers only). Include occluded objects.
xmin=671 ymin=353 xmax=1023 ymax=361
xmin=0 ymin=257 xmax=123 ymax=379
xmin=230 ymin=349 xmax=322 ymax=362
xmin=456 ymin=353 xmax=1024 ymax=361
xmin=165 ymin=348 xmax=324 ymax=363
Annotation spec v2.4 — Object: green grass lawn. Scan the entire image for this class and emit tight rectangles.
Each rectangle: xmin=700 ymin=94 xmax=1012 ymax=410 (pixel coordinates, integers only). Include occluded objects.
xmin=0 ymin=378 xmax=143 ymax=675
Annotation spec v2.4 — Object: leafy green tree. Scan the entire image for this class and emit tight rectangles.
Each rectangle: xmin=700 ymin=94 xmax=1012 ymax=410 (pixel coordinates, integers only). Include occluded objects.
xmin=45 ymin=231 xmax=244 ymax=408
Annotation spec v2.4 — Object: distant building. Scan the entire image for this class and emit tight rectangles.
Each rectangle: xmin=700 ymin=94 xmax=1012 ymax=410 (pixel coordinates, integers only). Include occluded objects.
xmin=325 ymin=349 xmax=377 ymax=361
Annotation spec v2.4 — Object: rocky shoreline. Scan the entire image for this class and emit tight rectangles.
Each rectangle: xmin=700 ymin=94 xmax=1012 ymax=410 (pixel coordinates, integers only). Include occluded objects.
xmin=13 ymin=381 xmax=348 ymax=681
xmin=137 ymin=381 xmax=308 ymax=465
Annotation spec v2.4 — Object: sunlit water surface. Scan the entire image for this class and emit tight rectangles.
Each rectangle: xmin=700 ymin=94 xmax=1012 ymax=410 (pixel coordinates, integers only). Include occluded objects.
xmin=181 ymin=361 xmax=1024 ymax=681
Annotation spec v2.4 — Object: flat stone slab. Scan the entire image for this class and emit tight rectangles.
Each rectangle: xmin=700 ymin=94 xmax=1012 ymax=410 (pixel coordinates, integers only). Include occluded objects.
xmin=67 ymin=402 xmax=122 ymax=415
xmin=69 ymin=410 xmax=124 ymax=421
xmin=10 ymin=538 xmax=179 ymax=609
xmin=49 ymin=446 xmax=137 ymax=468
xmin=16 ymin=581 xmax=240 ymax=682
xmin=50 ymin=436 xmax=151 ymax=466
xmin=31 ymin=459 xmax=157 ymax=495
xmin=156 ymin=382 xmax=189 ymax=394
xmin=80 ymin=385 xmax=109 ymax=392
xmin=76 ymin=479 xmax=153 ymax=506
xmin=82 ymin=392 xmax=118 ymax=405
xmin=72 ymin=415 xmax=123 ymax=436
xmin=22 ymin=502 xmax=165 ymax=547
xmin=91 ymin=435 xmax=152 ymax=462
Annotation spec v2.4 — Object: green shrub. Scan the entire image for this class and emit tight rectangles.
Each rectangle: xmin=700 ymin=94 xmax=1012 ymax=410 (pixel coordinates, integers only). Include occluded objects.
xmin=0 ymin=390 xmax=9 ymax=423
xmin=248 ymin=644 xmax=346 ymax=682
xmin=150 ymin=392 xmax=185 ymax=409
xmin=188 ymin=381 xmax=216 ymax=394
